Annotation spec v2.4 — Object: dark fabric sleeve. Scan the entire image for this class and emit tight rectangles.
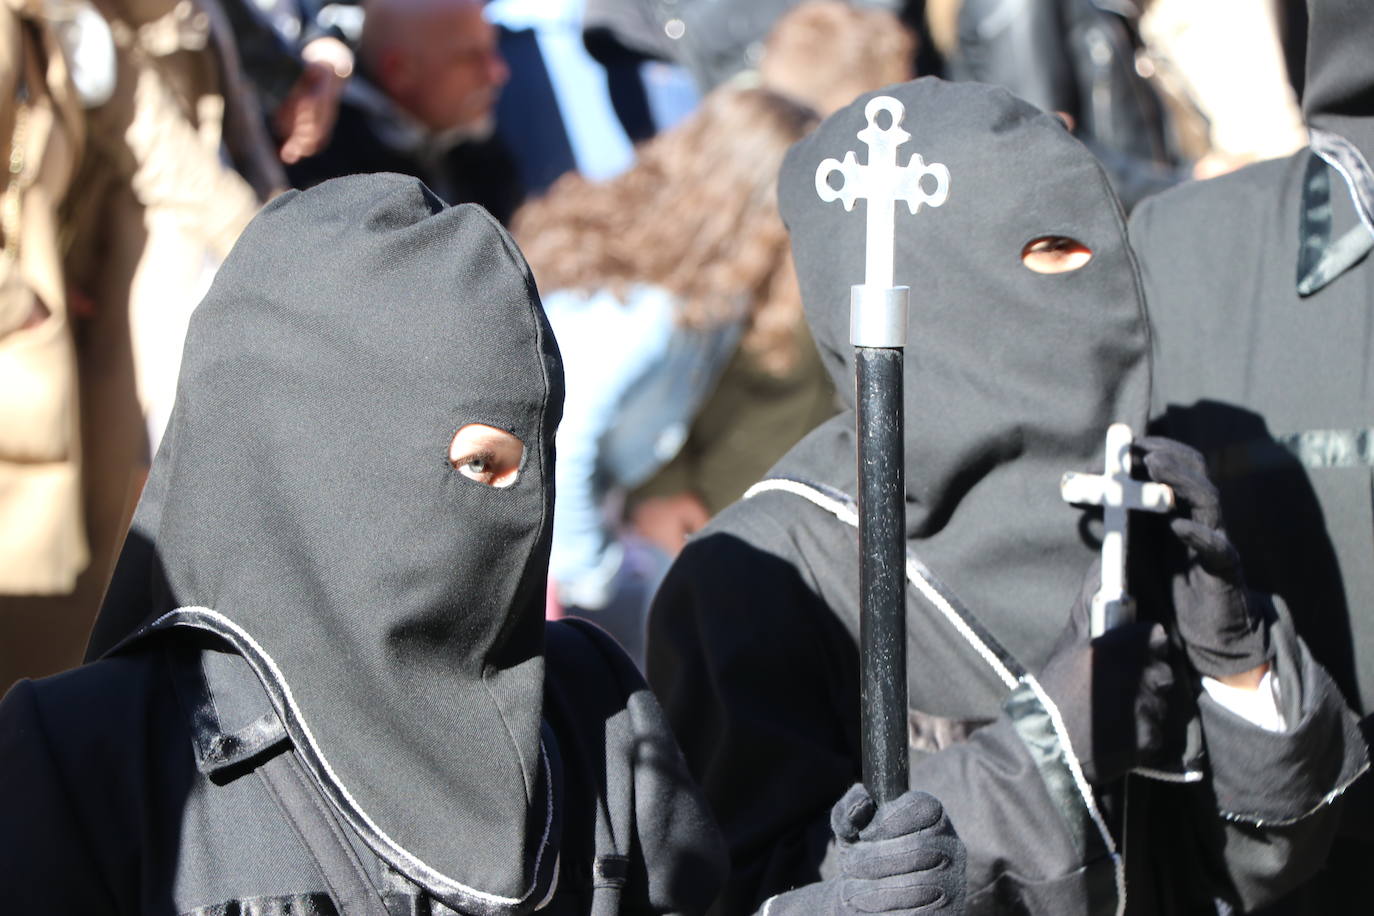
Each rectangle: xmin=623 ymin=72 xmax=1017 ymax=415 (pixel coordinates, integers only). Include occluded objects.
xmin=956 ymin=0 xmax=1184 ymax=211
xmin=597 ymin=622 xmax=732 ymax=916
xmin=582 ymin=0 xmax=677 ymax=64
xmin=1077 ymin=137 xmax=1188 ymax=212
xmin=647 ymin=525 xmax=1111 ymax=915
xmin=1190 ymin=597 xmax=1369 ymax=911
xmin=908 ymin=719 xmax=1114 ymax=916
xmin=283 ymin=113 xmax=358 ymax=190
xmin=0 ymin=679 xmax=119 ymax=912
xmin=957 ymin=0 xmax=1077 ymax=118
xmin=547 ymin=619 xmax=729 ymax=916
xmin=284 ymin=102 xmax=400 ymax=191
xmin=646 ymin=529 xmax=861 ymax=914
xmin=213 ymin=0 xmax=304 ymax=110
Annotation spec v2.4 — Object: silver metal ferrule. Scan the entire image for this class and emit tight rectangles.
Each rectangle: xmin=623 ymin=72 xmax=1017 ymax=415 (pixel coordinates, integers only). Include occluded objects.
xmin=850 ymin=285 xmax=909 ymax=348
xmin=1091 ymin=593 xmax=1137 ymax=638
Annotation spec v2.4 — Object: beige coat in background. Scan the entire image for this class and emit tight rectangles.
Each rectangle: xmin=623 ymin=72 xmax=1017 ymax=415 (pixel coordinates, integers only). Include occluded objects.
xmin=0 ymin=0 xmax=88 ymax=596
xmin=0 ymin=0 xmax=271 ymax=690
xmin=1141 ymin=0 xmax=1306 ymax=170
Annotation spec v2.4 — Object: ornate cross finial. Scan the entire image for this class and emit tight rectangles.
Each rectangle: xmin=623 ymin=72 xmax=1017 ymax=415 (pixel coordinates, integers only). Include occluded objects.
xmin=814 ymin=96 xmax=951 ymax=290
xmin=1060 ymin=424 xmax=1176 ymax=635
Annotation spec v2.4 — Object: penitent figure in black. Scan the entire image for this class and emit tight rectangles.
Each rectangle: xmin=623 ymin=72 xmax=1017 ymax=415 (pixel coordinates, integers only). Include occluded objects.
xmin=0 ymin=174 xmax=966 ymax=915
xmin=647 ymin=78 xmax=1367 ymax=916
xmin=1132 ymin=0 xmax=1374 ymax=909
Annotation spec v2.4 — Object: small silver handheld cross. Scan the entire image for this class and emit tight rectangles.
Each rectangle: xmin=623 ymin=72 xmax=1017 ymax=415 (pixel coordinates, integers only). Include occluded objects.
xmin=1060 ymin=423 xmax=1175 ymax=636
xmin=815 ymin=95 xmax=951 ymax=345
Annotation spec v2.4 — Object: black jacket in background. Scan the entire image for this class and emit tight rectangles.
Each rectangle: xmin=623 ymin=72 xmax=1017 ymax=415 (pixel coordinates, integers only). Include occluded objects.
xmin=954 ymin=0 xmax=1186 ymax=210
xmin=286 ymin=76 xmax=525 ymax=225
xmin=581 ymin=0 xmax=928 ymax=93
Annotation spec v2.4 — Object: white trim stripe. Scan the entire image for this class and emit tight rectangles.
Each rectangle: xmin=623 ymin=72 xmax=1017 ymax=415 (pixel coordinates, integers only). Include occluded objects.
xmin=745 ymin=479 xmax=1019 ymax=689
xmin=1219 ymin=758 xmax=1371 ymax=828
xmin=905 ymin=553 xmax=1020 ymax=692
xmin=143 ymin=608 xmax=556 ymax=911
xmin=745 ymin=478 xmax=858 ymax=522
xmin=1313 ymin=133 xmax=1374 ymax=239
xmin=1131 ymin=766 xmax=1205 ymax=784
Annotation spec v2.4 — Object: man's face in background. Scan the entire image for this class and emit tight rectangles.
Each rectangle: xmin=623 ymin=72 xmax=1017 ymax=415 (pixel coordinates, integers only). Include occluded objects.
xmin=376 ymin=0 xmax=509 ymax=135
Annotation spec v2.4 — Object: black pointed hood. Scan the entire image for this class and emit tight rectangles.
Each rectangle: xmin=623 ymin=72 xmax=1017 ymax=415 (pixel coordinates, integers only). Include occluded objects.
xmin=776 ymin=78 xmax=1151 ymax=685
xmin=1303 ymin=0 xmax=1374 ymax=158
xmin=87 ymin=175 xmax=564 ymax=914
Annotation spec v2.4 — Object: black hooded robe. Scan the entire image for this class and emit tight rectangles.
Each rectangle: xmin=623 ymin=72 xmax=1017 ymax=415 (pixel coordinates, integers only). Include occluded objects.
xmin=0 ymin=620 xmax=725 ymax=915
xmin=0 ymin=175 xmax=727 ymax=915
xmin=647 ymin=79 xmax=1366 ymax=916
xmin=1130 ymin=0 xmax=1374 ymax=909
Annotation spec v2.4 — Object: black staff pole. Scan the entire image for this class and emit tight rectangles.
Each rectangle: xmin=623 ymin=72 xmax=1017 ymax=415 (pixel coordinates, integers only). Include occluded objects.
xmin=853 ymin=287 xmax=910 ymax=803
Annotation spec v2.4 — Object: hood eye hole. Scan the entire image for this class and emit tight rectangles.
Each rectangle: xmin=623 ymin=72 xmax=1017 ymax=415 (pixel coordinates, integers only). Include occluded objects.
xmin=1022 ymin=236 xmax=1093 ymax=274
xmin=449 ymin=423 xmax=524 ymax=488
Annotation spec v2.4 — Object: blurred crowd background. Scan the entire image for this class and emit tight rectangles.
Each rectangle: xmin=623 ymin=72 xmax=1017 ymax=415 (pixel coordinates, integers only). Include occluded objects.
xmin=0 ymin=0 xmax=1315 ymax=687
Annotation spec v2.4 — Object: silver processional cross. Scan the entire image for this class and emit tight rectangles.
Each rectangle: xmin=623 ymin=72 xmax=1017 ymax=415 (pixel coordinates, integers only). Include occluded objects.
xmin=816 ymin=96 xmax=951 ymax=316
xmin=1060 ymin=423 xmax=1175 ymax=636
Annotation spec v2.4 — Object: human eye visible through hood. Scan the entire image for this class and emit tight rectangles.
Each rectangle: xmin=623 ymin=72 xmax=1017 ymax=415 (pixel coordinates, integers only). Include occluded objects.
xmin=449 ymin=423 xmax=524 ymax=487
xmin=1022 ymin=236 xmax=1093 ymax=274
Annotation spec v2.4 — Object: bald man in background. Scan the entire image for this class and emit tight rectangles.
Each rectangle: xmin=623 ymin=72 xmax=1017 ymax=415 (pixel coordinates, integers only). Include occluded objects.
xmin=287 ymin=0 xmax=524 ymax=223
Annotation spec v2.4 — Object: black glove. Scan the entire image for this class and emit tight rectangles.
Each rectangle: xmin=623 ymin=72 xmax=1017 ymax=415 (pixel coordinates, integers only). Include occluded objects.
xmin=763 ymin=784 xmax=966 ymax=914
xmin=1134 ymin=436 xmax=1269 ymax=678
xmin=1037 ymin=561 xmax=1176 ymax=784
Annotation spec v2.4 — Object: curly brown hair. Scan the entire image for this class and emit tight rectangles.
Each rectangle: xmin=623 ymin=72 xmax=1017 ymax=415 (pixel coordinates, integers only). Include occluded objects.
xmin=760 ymin=0 xmax=917 ymax=116
xmin=512 ymin=86 xmax=818 ymax=375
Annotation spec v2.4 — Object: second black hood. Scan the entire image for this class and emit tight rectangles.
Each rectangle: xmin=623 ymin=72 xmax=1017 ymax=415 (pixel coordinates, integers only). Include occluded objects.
xmin=776 ymin=78 xmax=1151 ymax=676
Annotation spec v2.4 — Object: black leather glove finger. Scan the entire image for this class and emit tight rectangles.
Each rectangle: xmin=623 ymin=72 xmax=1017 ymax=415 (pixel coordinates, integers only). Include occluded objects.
xmin=1039 ymin=563 xmax=1176 ymax=783
xmin=1134 ymin=436 xmax=1268 ymax=677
